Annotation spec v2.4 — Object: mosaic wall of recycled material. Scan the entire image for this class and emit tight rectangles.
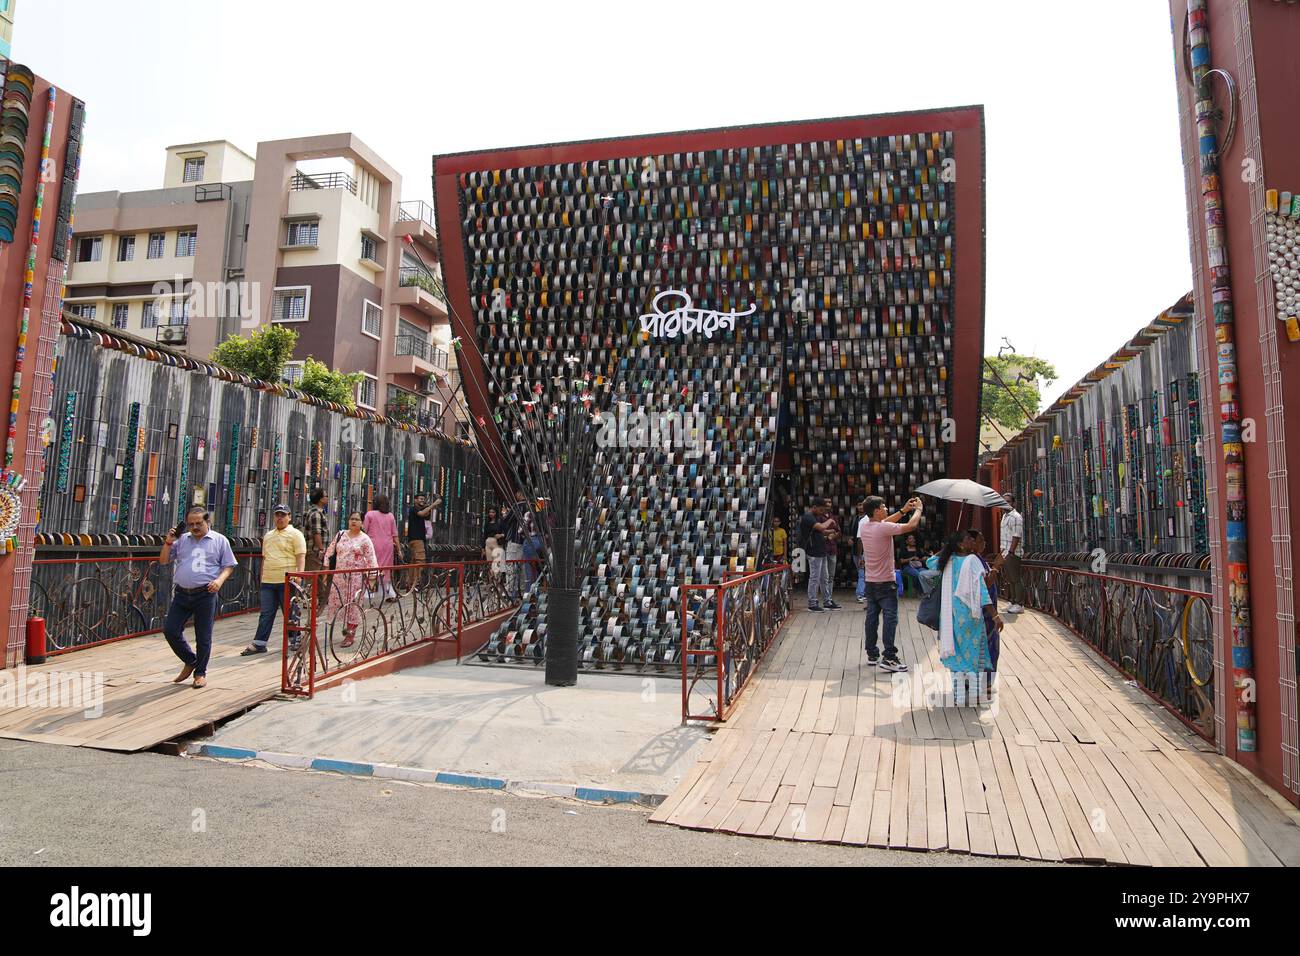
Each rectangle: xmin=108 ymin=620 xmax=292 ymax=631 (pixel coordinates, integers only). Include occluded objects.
xmin=997 ymin=308 xmax=1208 ymax=558
xmin=39 ymin=322 xmax=491 ymax=550
xmin=460 ymin=132 xmax=954 ymax=533
xmin=0 ymin=63 xmax=35 ymax=244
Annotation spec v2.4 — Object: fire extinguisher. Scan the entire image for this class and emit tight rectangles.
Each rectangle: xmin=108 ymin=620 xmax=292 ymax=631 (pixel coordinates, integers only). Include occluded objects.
xmin=26 ymin=615 xmax=46 ymax=666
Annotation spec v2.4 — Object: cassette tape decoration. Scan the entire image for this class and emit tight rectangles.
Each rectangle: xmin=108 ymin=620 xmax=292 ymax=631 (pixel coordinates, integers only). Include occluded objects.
xmin=455 ymin=129 xmax=959 ymax=663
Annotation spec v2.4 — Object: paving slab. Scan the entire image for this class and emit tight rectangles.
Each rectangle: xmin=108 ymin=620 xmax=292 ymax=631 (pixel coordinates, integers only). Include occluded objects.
xmin=208 ymin=660 xmax=709 ymax=798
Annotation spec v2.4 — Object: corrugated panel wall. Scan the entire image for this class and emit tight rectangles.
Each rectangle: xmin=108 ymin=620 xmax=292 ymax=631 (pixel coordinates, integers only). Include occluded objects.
xmin=39 ymin=334 xmax=490 ymax=550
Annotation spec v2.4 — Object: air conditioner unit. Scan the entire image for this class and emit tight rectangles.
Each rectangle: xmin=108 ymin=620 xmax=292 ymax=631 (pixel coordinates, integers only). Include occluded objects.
xmin=157 ymin=326 xmax=188 ymax=345
xmin=421 ymin=376 xmax=439 ymax=395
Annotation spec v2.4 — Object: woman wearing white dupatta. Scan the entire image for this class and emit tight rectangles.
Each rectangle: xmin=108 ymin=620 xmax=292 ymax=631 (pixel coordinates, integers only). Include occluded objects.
xmin=925 ymin=530 xmax=1001 ymax=705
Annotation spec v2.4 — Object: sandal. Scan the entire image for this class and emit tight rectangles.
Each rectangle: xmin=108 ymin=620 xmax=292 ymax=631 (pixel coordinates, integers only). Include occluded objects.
xmin=340 ymin=632 xmax=355 ymax=648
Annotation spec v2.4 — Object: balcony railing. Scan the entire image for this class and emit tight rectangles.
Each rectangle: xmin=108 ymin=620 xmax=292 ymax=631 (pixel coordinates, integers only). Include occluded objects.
xmin=397 ymin=200 xmax=435 ymax=228
xmin=394 ymin=335 xmax=450 ymax=370
xmin=194 ymin=183 xmax=233 ymax=203
xmin=398 ymin=266 xmax=443 ymax=299
xmin=384 ymin=401 xmax=443 ymax=431
xmin=289 ymin=171 xmax=358 ymax=195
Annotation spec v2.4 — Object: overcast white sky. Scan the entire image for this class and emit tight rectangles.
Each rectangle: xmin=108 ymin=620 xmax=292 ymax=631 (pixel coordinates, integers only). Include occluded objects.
xmin=21 ymin=0 xmax=1192 ymax=407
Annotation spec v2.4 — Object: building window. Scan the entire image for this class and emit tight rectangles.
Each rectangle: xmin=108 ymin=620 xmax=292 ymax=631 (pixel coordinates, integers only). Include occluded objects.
xmin=286 ymin=220 xmax=319 ymax=247
xmin=282 ymin=362 xmax=304 ymax=386
xmin=68 ymin=303 xmax=97 ymax=320
xmin=142 ymin=303 xmax=159 ymax=329
xmin=357 ymin=375 xmax=377 ymax=410
xmin=175 ymin=230 xmax=197 ymax=257
xmin=169 ymin=299 xmax=190 ymax=326
xmin=429 ymin=400 xmax=443 ymax=421
xmin=397 ymin=318 xmax=427 ymax=341
xmin=271 ymin=286 xmax=310 ymax=322
xmin=112 ymin=303 xmax=129 ymax=329
xmin=183 ymin=157 xmax=205 ymax=183
xmin=147 ymin=232 xmax=166 ymax=259
xmin=361 ymin=234 xmax=378 ymax=262
xmin=76 ymin=236 xmax=103 ymax=262
xmin=117 ymin=235 xmax=135 ymax=262
xmin=362 ymin=300 xmax=382 ymax=339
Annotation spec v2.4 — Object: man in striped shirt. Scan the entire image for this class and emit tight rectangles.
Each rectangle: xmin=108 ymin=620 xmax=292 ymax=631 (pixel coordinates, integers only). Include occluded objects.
xmin=995 ymin=492 xmax=1025 ymax=613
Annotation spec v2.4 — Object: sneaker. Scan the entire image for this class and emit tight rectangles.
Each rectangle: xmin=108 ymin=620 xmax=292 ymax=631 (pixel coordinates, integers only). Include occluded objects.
xmin=856 ymin=596 xmax=866 ymax=604
xmin=807 ymin=605 xmax=824 ymax=612
xmin=1007 ymin=604 xmax=1024 ymax=614
xmin=825 ymin=600 xmax=843 ymax=610
xmin=865 ymin=651 xmax=880 ymax=667
xmin=880 ymin=655 xmax=909 ymax=673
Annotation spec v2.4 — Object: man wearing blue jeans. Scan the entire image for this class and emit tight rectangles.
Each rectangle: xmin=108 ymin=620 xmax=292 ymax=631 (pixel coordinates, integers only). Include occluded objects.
xmin=243 ymin=504 xmax=306 ymax=655
xmin=857 ymin=495 xmax=923 ymax=672
xmin=158 ymin=507 xmax=238 ymax=688
xmin=798 ymin=501 xmax=839 ymax=611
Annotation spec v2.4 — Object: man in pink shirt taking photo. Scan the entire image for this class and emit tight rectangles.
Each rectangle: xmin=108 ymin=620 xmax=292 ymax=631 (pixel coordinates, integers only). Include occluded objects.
xmin=858 ymin=494 xmax=924 ymax=672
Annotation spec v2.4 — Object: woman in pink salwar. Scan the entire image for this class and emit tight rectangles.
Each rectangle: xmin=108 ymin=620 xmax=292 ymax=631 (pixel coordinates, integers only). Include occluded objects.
xmin=324 ymin=511 xmax=378 ymax=647
xmin=363 ymin=495 xmax=400 ymax=600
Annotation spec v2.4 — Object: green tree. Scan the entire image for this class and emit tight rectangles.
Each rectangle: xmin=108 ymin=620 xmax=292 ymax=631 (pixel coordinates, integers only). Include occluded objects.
xmin=210 ymin=324 xmax=298 ymax=383
xmin=981 ymin=353 xmax=1057 ymax=431
xmin=298 ymin=358 xmax=364 ymax=410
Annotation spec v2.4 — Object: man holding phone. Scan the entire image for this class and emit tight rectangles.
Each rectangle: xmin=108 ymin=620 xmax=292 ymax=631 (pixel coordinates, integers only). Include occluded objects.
xmin=158 ymin=506 xmax=238 ymax=688
xmin=857 ymin=495 xmax=924 ymax=671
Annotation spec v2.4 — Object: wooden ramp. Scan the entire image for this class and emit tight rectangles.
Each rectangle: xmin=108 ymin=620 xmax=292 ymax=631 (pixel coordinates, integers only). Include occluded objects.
xmin=652 ymin=600 xmax=1300 ymax=866
xmin=0 ymin=613 xmax=280 ymax=752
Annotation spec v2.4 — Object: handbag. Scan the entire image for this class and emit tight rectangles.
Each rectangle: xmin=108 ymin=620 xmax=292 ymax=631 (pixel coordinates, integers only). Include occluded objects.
xmin=917 ymin=580 xmax=941 ymax=631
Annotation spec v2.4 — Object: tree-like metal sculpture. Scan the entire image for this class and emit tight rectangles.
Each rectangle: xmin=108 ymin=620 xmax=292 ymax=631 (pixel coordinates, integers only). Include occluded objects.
xmin=402 ymin=195 xmax=631 ymax=685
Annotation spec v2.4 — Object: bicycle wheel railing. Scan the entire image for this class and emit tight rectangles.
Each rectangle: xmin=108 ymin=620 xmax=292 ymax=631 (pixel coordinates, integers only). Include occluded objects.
xmin=681 ymin=563 xmax=792 ymax=723
xmin=1020 ymin=562 xmax=1214 ymax=740
xmin=282 ymin=558 xmax=534 ymax=697
xmin=30 ymin=552 xmax=263 ymax=655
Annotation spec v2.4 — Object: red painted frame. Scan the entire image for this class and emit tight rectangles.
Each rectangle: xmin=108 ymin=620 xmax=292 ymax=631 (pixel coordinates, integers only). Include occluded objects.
xmin=431 ymin=108 xmax=987 ymax=502
xmin=680 ymin=563 xmax=792 ymax=723
xmin=281 ymin=558 xmax=539 ymax=697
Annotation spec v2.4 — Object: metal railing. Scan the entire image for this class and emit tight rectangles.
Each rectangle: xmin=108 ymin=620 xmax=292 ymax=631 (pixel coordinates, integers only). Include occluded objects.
xmin=1021 ymin=563 xmax=1214 ymax=740
xmin=289 ymin=171 xmax=358 ymax=195
xmin=398 ymin=266 xmax=443 ymax=299
xmin=397 ymin=200 xmax=435 ymax=228
xmin=395 ymin=337 xmax=448 ymax=371
xmin=681 ymin=563 xmax=792 ymax=722
xmin=194 ymin=183 xmax=233 ymax=203
xmin=282 ymin=558 xmax=537 ymax=697
xmin=29 ymin=553 xmax=263 ymax=655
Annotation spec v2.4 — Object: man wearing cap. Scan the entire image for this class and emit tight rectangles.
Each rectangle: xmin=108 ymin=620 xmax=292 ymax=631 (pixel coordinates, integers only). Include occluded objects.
xmin=243 ymin=504 xmax=306 ymax=655
xmin=159 ymin=506 xmax=238 ymax=688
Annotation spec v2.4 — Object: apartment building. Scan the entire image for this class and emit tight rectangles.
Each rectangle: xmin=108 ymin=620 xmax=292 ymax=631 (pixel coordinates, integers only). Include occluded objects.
xmin=64 ymin=140 xmax=254 ymax=357
xmin=0 ymin=0 xmax=15 ymax=59
xmin=64 ymin=132 xmax=461 ymax=433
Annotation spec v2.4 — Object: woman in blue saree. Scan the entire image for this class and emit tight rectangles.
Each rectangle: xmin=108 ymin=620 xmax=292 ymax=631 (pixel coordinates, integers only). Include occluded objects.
xmin=926 ymin=530 xmax=1002 ymax=705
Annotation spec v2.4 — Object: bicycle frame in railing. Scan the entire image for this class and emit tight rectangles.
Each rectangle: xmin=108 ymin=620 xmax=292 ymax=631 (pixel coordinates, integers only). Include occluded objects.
xmin=681 ymin=564 xmax=792 ymax=723
xmin=281 ymin=558 xmax=537 ymax=697
xmin=1020 ymin=562 xmax=1215 ymax=740
xmin=29 ymin=552 xmax=263 ymax=656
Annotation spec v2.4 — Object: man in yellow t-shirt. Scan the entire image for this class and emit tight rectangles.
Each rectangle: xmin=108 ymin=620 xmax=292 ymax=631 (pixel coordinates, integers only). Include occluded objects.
xmin=243 ymin=504 xmax=306 ymax=655
xmin=772 ymin=515 xmax=788 ymax=562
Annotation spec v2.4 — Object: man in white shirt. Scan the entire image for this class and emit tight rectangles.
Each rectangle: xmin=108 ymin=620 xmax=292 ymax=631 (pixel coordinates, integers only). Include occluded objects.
xmin=995 ymin=492 xmax=1025 ymax=613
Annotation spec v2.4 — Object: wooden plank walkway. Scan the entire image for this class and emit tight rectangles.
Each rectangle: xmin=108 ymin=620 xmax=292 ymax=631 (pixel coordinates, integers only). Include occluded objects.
xmin=0 ymin=612 xmax=281 ymax=752
xmin=652 ymin=598 xmax=1300 ymax=866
